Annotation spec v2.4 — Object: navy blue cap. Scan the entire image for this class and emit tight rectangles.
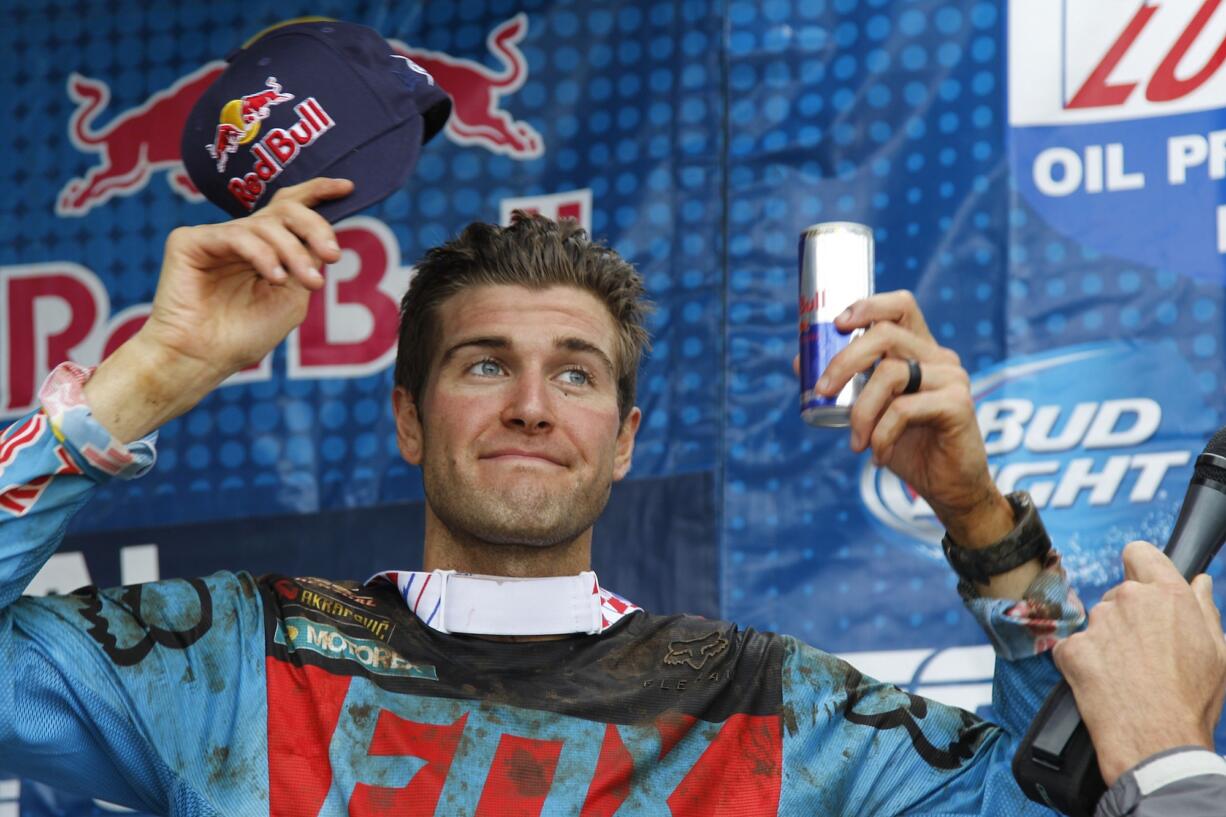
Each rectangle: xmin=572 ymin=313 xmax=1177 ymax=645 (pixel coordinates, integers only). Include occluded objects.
xmin=182 ymin=20 xmax=451 ymax=222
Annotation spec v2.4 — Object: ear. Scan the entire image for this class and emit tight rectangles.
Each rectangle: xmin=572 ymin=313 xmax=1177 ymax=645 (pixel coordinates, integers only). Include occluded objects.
xmin=392 ymin=386 xmax=424 ymax=465
xmin=612 ymin=406 xmax=641 ymax=481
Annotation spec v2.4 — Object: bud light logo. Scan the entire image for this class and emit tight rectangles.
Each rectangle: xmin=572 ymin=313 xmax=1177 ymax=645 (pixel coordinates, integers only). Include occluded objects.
xmin=1009 ymin=0 xmax=1226 ymax=283
xmin=861 ymin=343 xmax=1215 ymax=586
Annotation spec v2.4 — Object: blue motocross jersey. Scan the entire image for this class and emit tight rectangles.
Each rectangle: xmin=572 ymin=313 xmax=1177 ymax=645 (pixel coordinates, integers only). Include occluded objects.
xmin=0 ymin=365 xmax=1079 ymax=816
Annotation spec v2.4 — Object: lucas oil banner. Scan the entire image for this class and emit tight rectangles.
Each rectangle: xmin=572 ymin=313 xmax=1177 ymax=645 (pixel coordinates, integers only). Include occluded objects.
xmin=3 ymin=1 xmax=1226 ymax=814
xmin=1010 ymin=0 xmax=1226 ymax=281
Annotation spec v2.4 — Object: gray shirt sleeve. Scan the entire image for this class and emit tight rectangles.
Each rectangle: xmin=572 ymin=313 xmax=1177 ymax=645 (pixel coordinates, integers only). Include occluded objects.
xmin=1096 ymin=747 xmax=1226 ymax=817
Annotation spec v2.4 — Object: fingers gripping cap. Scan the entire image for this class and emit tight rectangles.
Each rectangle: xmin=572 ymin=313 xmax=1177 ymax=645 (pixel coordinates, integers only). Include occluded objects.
xmin=181 ymin=20 xmax=451 ymax=223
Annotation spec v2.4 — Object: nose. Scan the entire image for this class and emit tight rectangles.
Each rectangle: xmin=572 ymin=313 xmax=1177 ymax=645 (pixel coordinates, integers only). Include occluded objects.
xmin=500 ymin=371 xmax=554 ymax=433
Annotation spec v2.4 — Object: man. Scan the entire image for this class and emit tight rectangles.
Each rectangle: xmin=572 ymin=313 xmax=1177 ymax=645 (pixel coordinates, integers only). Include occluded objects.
xmin=0 ymin=179 xmax=1083 ymax=815
xmin=1056 ymin=541 xmax=1226 ymax=817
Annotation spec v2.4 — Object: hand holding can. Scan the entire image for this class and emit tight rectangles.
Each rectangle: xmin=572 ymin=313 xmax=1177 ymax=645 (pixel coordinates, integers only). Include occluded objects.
xmin=798 ymin=222 xmax=875 ymax=427
xmin=795 ymin=229 xmax=1012 ymax=553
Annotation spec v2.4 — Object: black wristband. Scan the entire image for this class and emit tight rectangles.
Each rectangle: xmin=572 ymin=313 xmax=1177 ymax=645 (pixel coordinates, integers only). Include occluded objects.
xmin=941 ymin=491 xmax=1051 ymax=586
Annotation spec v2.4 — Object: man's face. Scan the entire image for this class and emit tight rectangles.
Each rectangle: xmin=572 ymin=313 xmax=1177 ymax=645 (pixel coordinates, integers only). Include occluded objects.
xmin=393 ymin=284 xmax=641 ymax=548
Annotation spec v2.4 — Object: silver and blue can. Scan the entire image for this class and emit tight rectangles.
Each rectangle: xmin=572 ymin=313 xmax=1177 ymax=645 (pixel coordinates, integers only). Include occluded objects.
xmin=799 ymin=222 xmax=875 ymax=427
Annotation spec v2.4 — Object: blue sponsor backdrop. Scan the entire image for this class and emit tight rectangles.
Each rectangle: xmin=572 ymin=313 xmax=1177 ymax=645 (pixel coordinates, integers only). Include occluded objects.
xmin=4 ymin=0 xmax=1226 ymax=813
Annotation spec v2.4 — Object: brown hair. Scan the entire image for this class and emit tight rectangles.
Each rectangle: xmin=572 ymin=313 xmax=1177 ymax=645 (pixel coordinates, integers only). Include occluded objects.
xmin=395 ymin=212 xmax=651 ymax=422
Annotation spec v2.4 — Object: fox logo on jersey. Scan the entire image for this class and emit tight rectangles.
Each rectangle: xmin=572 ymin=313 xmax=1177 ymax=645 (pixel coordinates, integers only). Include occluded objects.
xmin=664 ymin=632 xmax=730 ymax=670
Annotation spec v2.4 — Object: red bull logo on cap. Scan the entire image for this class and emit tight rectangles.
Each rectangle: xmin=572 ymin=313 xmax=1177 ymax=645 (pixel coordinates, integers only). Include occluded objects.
xmin=207 ymin=77 xmax=295 ymax=173
xmin=222 ymin=90 xmax=337 ymax=212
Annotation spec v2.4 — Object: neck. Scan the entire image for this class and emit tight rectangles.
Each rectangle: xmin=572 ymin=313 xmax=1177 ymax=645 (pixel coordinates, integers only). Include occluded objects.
xmin=421 ymin=507 xmax=593 ymax=578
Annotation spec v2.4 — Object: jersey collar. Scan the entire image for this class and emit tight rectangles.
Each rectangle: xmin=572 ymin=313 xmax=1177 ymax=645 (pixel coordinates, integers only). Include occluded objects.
xmin=366 ymin=570 xmax=641 ymax=636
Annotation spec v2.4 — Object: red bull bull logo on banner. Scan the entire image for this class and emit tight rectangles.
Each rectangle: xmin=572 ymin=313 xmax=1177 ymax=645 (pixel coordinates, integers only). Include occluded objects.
xmin=57 ymin=16 xmax=541 ymax=216
xmin=391 ymin=13 xmax=543 ymax=159
xmin=56 ymin=62 xmax=225 ymax=216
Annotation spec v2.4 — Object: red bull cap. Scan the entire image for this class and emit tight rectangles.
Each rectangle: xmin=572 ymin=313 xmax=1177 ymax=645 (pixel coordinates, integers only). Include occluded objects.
xmin=182 ymin=20 xmax=451 ymax=222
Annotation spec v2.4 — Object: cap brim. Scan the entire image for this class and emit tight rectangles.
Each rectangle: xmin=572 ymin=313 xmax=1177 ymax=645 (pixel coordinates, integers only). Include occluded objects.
xmin=420 ymin=93 xmax=452 ymax=145
xmin=297 ymin=113 xmax=425 ymax=224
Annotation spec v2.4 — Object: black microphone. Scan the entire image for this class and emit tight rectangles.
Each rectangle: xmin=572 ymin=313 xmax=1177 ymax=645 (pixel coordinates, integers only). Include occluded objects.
xmin=1012 ymin=428 xmax=1226 ymax=816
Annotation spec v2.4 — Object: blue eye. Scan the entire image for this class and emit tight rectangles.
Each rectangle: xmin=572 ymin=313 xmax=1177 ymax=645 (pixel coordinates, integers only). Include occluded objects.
xmin=470 ymin=359 xmax=503 ymax=377
xmin=560 ymin=368 xmax=591 ymax=386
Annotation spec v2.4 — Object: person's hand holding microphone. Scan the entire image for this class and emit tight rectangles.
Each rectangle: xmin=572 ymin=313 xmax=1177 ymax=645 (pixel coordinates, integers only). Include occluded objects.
xmin=1053 ymin=541 xmax=1226 ymax=787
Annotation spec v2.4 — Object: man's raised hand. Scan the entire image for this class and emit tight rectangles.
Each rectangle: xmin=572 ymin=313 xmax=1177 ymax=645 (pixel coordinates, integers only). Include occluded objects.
xmin=83 ymin=178 xmax=353 ymax=442
xmin=143 ymin=177 xmax=352 ymax=372
xmin=810 ymin=290 xmax=1028 ymax=596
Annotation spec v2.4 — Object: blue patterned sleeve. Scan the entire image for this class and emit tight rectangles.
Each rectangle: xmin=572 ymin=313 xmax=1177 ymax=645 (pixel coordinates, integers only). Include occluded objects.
xmin=0 ymin=362 xmax=156 ymax=610
xmin=963 ymin=549 xmax=1087 ymax=660
xmin=957 ymin=548 xmax=1086 ymax=742
xmin=778 ymin=636 xmax=1061 ymax=816
xmin=778 ymin=530 xmax=1084 ymax=813
xmin=0 ymin=363 xmax=269 ymax=814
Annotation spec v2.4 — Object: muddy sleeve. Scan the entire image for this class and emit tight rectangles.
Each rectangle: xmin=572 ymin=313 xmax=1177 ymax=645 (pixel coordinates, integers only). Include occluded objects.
xmin=777 ymin=636 xmax=1061 ymax=816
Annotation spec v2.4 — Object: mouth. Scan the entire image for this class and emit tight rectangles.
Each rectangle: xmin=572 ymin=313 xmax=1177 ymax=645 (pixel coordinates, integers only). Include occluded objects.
xmin=481 ymin=450 xmax=567 ymax=467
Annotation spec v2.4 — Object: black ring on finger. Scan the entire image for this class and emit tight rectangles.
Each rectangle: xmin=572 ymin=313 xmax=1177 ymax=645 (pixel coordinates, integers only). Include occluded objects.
xmin=903 ymin=358 xmax=922 ymax=395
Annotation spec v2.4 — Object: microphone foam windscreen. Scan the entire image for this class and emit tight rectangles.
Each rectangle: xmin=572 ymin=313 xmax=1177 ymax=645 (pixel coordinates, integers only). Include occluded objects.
xmin=1194 ymin=427 xmax=1226 ymax=483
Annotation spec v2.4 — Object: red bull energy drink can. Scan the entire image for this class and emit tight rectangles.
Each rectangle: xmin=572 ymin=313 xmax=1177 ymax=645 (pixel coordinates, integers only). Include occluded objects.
xmin=799 ymin=222 xmax=874 ymax=427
